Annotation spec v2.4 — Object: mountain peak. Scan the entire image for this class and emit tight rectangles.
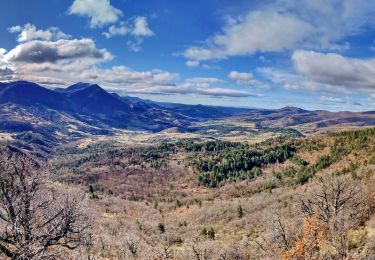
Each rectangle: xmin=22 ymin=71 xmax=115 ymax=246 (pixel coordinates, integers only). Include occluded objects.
xmin=64 ymin=82 xmax=103 ymax=93
xmin=0 ymin=81 xmax=68 ymax=110
xmin=278 ymin=106 xmax=307 ymax=113
xmin=4 ymin=81 xmax=43 ymax=89
xmin=7 ymin=80 xmax=36 ymax=85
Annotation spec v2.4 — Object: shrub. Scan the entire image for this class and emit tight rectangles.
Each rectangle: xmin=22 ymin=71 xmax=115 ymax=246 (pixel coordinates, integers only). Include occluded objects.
xmin=237 ymin=205 xmax=244 ymax=218
xmin=200 ymin=227 xmax=207 ymax=237
xmin=158 ymin=223 xmax=166 ymax=233
xmin=207 ymin=227 xmax=215 ymax=240
xmin=290 ymin=156 xmax=308 ymax=166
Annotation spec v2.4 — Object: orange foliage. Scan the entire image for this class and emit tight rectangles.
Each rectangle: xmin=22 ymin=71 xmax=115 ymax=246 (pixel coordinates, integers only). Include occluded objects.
xmin=281 ymin=216 xmax=328 ymax=260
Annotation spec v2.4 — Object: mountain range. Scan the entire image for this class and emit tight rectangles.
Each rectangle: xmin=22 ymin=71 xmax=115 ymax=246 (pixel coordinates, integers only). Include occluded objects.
xmin=0 ymin=81 xmax=250 ymax=147
xmin=1 ymin=81 xmax=375 ymax=152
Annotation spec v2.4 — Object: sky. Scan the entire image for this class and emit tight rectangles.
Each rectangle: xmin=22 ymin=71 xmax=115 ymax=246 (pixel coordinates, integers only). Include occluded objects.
xmin=1 ymin=0 xmax=375 ymax=111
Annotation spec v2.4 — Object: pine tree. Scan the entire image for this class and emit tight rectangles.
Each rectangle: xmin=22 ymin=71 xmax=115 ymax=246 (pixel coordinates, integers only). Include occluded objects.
xmin=207 ymin=227 xmax=215 ymax=240
xmin=237 ymin=205 xmax=244 ymax=218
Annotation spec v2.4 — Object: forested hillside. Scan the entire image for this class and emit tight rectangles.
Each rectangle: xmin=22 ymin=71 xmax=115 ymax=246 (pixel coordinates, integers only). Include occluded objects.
xmin=5 ymin=127 xmax=366 ymax=259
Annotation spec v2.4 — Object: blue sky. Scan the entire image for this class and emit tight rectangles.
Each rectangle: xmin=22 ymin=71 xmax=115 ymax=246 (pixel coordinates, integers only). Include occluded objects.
xmin=1 ymin=0 xmax=375 ymax=111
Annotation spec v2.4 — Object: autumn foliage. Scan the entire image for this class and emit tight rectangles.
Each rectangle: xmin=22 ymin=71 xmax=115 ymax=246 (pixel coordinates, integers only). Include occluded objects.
xmin=281 ymin=216 xmax=328 ymax=260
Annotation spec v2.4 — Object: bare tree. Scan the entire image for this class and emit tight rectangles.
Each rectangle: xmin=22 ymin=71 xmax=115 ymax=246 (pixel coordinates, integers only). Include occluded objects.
xmin=297 ymin=174 xmax=372 ymax=258
xmin=301 ymin=174 xmax=365 ymax=226
xmin=0 ymin=152 xmax=91 ymax=259
xmin=260 ymin=213 xmax=299 ymax=258
xmin=218 ymin=247 xmax=246 ymax=260
xmin=271 ymin=215 xmax=291 ymax=251
xmin=191 ymin=246 xmax=210 ymax=260
xmin=125 ymin=237 xmax=139 ymax=259
xmin=159 ymin=245 xmax=172 ymax=260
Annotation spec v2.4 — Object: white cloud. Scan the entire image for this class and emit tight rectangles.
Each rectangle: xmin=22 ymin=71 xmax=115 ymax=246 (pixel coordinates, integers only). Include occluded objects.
xmin=127 ymin=38 xmax=144 ymax=53
xmin=2 ymin=42 xmax=253 ymax=97
xmin=183 ymin=10 xmax=312 ymax=62
xmin=176 ymin=77 xmax=260 ymax=97
xmin=258 ymin=67 xmax=344 ymax=93
xmin=0 ymin=49 xmax=11 ymax=75
xmin=79 ymin=66 xmax=247 ymax=96
xmin=119 ymin=76 xmax=258 ymax=97
xmin=123 ymin=85 xmax=256 ymax=97
xmin=102 ymin=22 xmax=129 ymax=38
xmin=320 ymin=96 xmax=363 ymax=107
xmin=260 ymin=49 xmax=375 ymax=98
xmin=76 ymin=67 xmax=257 ymax=97
xmin=0 ymin=48 xmax=6 ymax=60
xmin=292 ymin=50 xmax=375 ymax=92
xmin=185 ymin=60 xmax=200 ymax=67
xmin=196 ymin=88 xmax=257 ymax=97
xmin=1 ymin=22 xmax=258 ymax=99
xmin=320 ymin=96 xmax=346 ymax=104
xmin=182 ymin=0 xmax=375 ymax=65
xmin=68 ymin=0 xmax=123 ymax=28
xmin=131 ymin=16 xmax=154 ymax=37
xmin=228 ymin=71 xmax=255 ymax=85
xmin=8 ymin=25 xmax=21 ymax=33
xmin=8 ymin=24 xmax=71 ymax=43
xmin=80 ymin=66 xmax=178 ymax=87
xmin=102 ymin=16 xmax=154 ymax=52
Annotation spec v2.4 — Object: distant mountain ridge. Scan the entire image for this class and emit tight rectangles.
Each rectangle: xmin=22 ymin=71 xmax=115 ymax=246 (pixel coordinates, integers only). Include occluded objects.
xmin=0 ymin=81 xmax=70 ymax=110
xmin=1 ymin=81 xmax=375 ymax=152
xmin=0 ymin=81 xmax=253 ymax=139
xmin=0 ymin=81 xmax=183 ymax=131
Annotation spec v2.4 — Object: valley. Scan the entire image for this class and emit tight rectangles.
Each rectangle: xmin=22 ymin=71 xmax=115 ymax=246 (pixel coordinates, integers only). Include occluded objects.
xmin=2 ymin=1 xmax=375 ymax=259
xmin=1 ymin=81 xmax=375 ymax=259
xmin=44 ymin=126 xmax=375 ymax=259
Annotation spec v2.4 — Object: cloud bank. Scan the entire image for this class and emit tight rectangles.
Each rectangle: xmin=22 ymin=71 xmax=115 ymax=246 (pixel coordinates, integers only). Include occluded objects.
xmin=183 ymin=0 xmax=375 ymax=66
xmin=0 ymin=24 xmax=255 ymax=99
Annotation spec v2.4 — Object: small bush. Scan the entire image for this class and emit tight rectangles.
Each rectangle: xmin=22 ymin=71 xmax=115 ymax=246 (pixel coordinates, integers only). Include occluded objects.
xmin=237 ymin=205 xmax=244 ymax=218
xmin=207 ymin=227 xmax=215 ymax=240
xmin=158 ymin=223 xmax=166 ymax=233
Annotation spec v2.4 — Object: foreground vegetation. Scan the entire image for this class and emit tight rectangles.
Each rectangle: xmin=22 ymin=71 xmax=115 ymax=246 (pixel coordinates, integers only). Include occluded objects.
xmin=0 ymin=152 xmax=91 ymax=259
xmin=2 ymin=127 xmax=375 ymax=258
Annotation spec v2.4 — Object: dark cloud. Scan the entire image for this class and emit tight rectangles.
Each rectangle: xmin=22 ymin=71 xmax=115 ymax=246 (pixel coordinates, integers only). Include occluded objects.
xmin=6 ymin=39 xmax=112 ymax=64
xmin=0 ymin=67 xmax=15 ymax=80
xmin=0 ymin=67 xmax=14 ymax=76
